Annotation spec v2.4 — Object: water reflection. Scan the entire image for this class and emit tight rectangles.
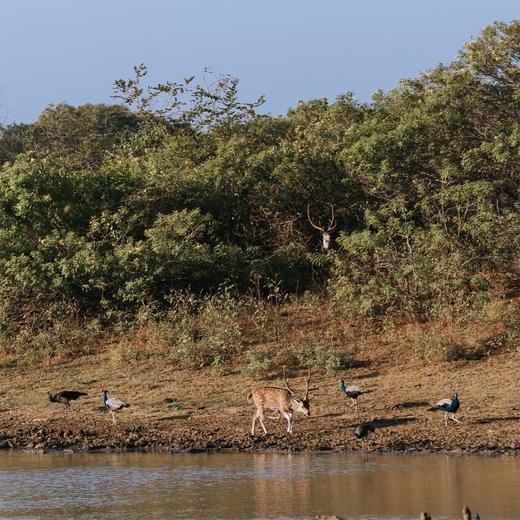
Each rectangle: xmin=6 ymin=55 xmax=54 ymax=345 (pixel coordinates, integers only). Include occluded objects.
xmin=0 ymin=451 xmax=518 ymax=519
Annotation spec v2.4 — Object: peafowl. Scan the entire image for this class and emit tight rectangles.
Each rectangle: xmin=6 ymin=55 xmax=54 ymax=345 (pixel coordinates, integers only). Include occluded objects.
xmin=354 ymin=422 xmax=375 ymax=450
xmin=102 ymin=390 xmax=129 ymax=424
xmin=48 ymin=391 xmax=87 ymax=409
xmin=428 ymin=392 xmax=460 ymax=426
xmin=339 ymin=379 xmax=371 ymax=412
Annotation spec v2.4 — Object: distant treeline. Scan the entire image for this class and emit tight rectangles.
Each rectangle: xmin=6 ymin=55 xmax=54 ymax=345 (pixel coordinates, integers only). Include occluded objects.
xmin=0 ymin=21 xmax=519 ymax=333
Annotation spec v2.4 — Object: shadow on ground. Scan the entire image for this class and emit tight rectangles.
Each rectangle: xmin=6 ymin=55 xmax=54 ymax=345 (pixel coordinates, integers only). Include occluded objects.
xmin=474 ymin=415 xmax=520 ymax=424
xmin=392 ymin=401 xmax=430 ymax=410
xmin=373 ymin=417 xmax=417 ymax=428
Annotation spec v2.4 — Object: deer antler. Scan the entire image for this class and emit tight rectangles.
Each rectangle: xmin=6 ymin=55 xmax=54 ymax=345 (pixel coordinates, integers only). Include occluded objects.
xmin=282 ymin=365 xmax=300 ymax=398
xmin=307 ymin=203 xmax=326 ymax=232
xmin=328 ymin=204 xmax=337 ymax=232
xmin=307 ymin=203 xmax=336 ymax=232
xmin=304 ymin=366 xmax=311 ymax=401
xmin=283 ymin=365 xmax=311 ymax=401
xmin=282 ymin=365 xmax=290 ymax=389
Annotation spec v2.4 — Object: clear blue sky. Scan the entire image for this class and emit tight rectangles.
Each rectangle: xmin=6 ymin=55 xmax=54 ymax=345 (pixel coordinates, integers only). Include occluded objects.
xmin=1 ymin=0 xmax=519 ymax=124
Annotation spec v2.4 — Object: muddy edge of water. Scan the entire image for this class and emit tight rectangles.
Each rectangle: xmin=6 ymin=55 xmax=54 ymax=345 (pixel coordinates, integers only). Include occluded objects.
xmin=1 ymin=354 xmax=519 ymax=455
xmin=0 ymin=410 xmax=519 ymax=455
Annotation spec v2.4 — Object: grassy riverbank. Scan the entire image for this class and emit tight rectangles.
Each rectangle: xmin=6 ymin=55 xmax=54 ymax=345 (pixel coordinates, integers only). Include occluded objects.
xmin=0 ymin=19 xmax=519 ymax=454
xmin=1 ymin=319 xmax=519 ymax=453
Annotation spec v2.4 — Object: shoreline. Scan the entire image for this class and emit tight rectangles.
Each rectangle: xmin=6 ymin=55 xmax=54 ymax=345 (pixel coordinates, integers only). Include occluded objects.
xmin=8 ymin=445 xmax=520 ymax=457
xmin=1 ymin=353 xmax=520 ymax=458
xmin=1 ymin=412 xmax=519 ymax=456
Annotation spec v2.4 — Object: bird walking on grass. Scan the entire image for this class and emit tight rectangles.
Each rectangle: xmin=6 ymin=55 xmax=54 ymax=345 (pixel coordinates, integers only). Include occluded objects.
xmin=428 ymin=392 xmax=460 ymax=426
xmin=339 ymin=379 xmax=371 ymax=413
xmin=48 ymin=391 xmax=88 ymax=409
xmin=354 ymin=422 xmax=376 ymax=450
xmin=102 ymin=390 xmax=129 ymax=424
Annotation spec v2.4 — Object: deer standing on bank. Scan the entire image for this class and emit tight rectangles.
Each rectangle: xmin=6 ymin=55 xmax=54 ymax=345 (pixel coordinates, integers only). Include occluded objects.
xmin=248 ymin=367 xmax=311 ymax=435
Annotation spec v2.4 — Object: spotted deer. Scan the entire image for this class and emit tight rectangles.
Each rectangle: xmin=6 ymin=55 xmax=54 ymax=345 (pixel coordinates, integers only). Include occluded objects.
xmin=248 ymin=367 xmax=311 ymax=435
xmin=307 ymin=203 xmax=337 ymax=250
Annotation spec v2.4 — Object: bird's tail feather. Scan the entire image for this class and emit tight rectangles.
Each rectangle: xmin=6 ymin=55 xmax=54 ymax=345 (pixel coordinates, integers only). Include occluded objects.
xmin=427 ymin=405 xmax=440 ymax=411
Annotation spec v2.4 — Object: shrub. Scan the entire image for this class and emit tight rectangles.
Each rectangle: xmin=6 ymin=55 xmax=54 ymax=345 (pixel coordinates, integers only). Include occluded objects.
xmin=242 ymin=349 xmax=275 ymax=375
xmin=159 ymin=292 xmax=243 ymax=369
xmin=10 ymin=318 xmax=102 ymax=365
xmin=295 ymin=345 xmax=353 ymax=375
xmin=405 ymin=322 xmax=507 ymax=362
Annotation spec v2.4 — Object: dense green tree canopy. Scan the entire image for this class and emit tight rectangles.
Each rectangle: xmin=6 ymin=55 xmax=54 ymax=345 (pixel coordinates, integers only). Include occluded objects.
xmin=0 ymin=21 xmax=518 ymax=330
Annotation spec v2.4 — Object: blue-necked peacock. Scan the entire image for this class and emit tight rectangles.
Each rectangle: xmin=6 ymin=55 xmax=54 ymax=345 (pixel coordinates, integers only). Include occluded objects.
xmin=428 ymin=393 xmax=460 ymax=426
xmin=339 ymin=379 xmax=372 ymax=412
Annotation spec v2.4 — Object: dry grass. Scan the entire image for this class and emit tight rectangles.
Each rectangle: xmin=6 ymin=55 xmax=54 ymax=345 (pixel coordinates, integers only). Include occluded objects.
xmin=1 ymin=293 xmax=517 ymax=377
xmin=1 ymin=294 xmax=519 ymax=453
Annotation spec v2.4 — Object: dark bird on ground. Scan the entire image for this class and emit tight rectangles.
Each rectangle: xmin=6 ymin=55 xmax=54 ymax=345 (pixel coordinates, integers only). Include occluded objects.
xmin=428 ymin=393 xmax=461 ymax=426
xmin=339 ymin=379 xmax=372 ymax=412
xmin=354 ymin=422 xmax=376 ymax=450
xmin=48 ymin=391 xmax=88 ymax=408
xmin=102 ymin=390 xmax=129 ymax=424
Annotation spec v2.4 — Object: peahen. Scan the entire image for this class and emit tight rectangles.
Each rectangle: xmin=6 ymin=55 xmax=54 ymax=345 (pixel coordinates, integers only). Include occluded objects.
xmin=48 ymin=391 xmax=87 ymax=409
xmin=428 ymin=392 xmax=460 ymax=426
xmin=339 ymin=379 xmax=372 ymax=412
xmin=102 ymin=390 xmax=129 ymax=424
xmin=354 ymin=422 xmax=376 ymax=450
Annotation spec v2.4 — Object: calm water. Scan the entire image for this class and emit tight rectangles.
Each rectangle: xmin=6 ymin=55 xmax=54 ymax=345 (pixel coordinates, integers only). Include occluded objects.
xmin=0 ymin=451 xmax=519 ymax=519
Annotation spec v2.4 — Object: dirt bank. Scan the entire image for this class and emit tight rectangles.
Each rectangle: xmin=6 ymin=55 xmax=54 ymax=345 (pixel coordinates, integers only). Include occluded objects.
xmin=0 ymin=353 xmax=519 ymax=454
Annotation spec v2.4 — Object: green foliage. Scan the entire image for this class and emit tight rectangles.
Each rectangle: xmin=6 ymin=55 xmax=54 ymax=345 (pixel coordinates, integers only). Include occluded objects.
xmin=0 ymin=123 xmax=29 ymax=166
xmin=242 ymin=349 xmax=275 ymax=375
xmin=295 ymin=343 xmax=354 ymax=375
xmin=0 ymin=294 xmax=103 ymax=365
xmin=294 ymin=347 xmax=349 ymax=375
xmin=0 ymin=21 xmax=519 ymax=365
xmin=157 ymin=292 xmax=243 ymax=369
xmin=112 ymin=64 xmax=265 ymax=131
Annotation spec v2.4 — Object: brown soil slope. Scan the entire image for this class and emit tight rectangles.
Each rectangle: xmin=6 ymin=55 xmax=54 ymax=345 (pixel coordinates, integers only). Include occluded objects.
xmin=0 ymin=352 xmax=519 ymax=453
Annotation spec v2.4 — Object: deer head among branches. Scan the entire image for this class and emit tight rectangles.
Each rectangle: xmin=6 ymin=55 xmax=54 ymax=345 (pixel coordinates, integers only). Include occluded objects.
xmin=307 ymin=203 xmax=337 ymax=250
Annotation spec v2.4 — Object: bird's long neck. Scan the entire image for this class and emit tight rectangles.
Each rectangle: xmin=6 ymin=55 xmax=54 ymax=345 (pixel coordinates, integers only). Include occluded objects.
xmin=103 ymin=392 xmax=108 ymax=406
xmin=339 ymin=380 xmax=346 ymax=392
